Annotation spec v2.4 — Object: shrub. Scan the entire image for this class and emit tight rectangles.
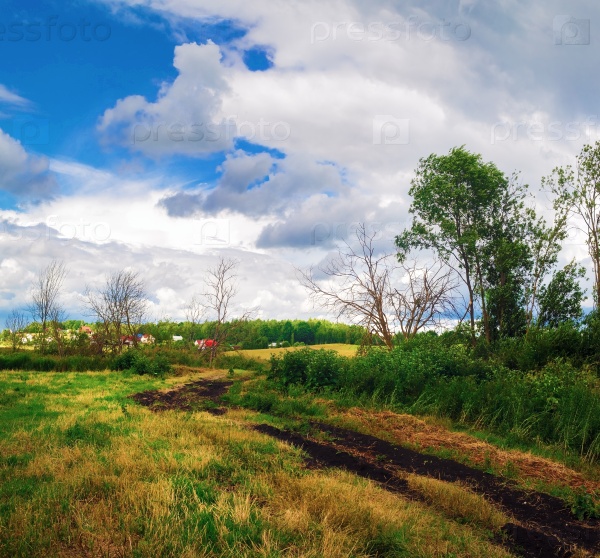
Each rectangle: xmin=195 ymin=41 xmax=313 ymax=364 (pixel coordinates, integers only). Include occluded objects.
xmin=151 ymin=353 xmax=172 ymax=376
xmin=268 ymin=348 xmax=343 ymax=389
xmin=110 ymin=351 xmax=138 ymax=371
xmin=215 ymin=353 xmax=265 ymax=372
xmin=110 ymin=350 xmax=171 ymax=376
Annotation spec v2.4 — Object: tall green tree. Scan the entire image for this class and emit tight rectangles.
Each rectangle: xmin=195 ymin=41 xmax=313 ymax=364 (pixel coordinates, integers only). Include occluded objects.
xmin=480 ymin=176 xmax=533 ymax=339
xmin=396 ymin=146 xmax=510 ymax=344
xmin=523 ymin=212 xmax=567 ymax=334
xmin=538 ymin=260 xmax=586 ymax=328
xmin=543 ymin=141 xmax=600 ymax=306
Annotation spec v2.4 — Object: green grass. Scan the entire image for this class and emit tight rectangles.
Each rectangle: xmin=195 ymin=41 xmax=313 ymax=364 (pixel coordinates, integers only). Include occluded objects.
xmin=0 ymin=369 xmax=516 ymax=558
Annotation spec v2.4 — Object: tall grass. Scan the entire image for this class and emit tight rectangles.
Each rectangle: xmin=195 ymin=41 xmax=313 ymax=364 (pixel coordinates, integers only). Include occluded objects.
xmin=266 ymin=337 xmax=600 ymax=462
xmin=0 ymin=352 xmax=108 ymax=372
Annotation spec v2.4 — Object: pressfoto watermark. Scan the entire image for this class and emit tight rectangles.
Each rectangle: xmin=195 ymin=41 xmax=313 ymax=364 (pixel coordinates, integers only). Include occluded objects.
xmin=311 ymin=221 xmax=406 ymax=245
xmin=373 ymin=116 xmax=409 ymax=145
xmin=193 ymin=219 xmax=230 ymax=246
xmin=311 ymin=17 xmax=471 ymax=44
xmin=553 ymin=15 xmax=590 ymax=45
xmin=0 ymin=215 xmax=111 ymax=243
xmin=491 ymin=117 xmax=599 ymax=144
xmin=12 ymin=117 xmax=49 ymax=145
xmin=0 ymin=16 xmax=111 ymax=42
xmin=132 ymin=117 xmax=291 ymax=145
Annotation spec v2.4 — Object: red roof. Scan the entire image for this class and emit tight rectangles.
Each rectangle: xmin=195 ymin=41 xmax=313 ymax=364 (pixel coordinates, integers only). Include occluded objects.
xmin=195 ymin=339 xmax=218 ymax=347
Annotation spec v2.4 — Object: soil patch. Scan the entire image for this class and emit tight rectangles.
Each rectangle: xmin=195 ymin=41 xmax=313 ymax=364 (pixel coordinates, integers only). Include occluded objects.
xmin=341 ymin=408 xmax=600 ymax=494
xmin=129 ymin=381 xmax=599 ymax=556
xmin=129 ymin=379 xmax=232 ymax=414
xmin=254 ymin=422 xmax=600 ymax=558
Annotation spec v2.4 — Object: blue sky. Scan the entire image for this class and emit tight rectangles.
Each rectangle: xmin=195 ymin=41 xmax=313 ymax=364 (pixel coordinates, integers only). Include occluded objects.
xmin=0 ymin=0 xmax=598 ymax=323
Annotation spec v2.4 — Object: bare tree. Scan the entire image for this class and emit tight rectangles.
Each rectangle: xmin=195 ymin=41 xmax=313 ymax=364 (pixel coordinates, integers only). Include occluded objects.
xmin=5 ymin=310 xmax=27 ymax=352
xmin=184 ymin=294 xmax=206 ymax=343
xmin=28 ymin=260 xmax=67 ymax=353
xmin=85 ymin=270 xmax=148 ymax=353
xmin=390 ymin=259 xmax=458 ymax=340
xmin=299 ymin=224 xmax=457 ymax=349
xmin=201 ymin=257 xmax=254 ymax=366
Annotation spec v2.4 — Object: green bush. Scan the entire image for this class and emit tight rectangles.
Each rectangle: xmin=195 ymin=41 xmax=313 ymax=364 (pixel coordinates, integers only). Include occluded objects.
xmin=268 ymin=348 xmax=343 ymax=389
xmin=263 ymin=332 xmax=600 ymax=461
xmin=110 ymin=351 xmax=138 ymax=371
xmin=0 ymin=352 xmax=108 ymax=372
xmin=151 ymin=353 xmax=172 ymax=375
xmin=215 ymin=353 xmax=265 ymax=372
xmin=110 ymin=350 xmax=172 ymax=376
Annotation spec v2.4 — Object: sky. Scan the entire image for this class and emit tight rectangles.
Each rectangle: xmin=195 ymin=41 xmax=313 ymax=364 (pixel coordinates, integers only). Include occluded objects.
xmin=0 ymin=0 xmax=598 ymax=324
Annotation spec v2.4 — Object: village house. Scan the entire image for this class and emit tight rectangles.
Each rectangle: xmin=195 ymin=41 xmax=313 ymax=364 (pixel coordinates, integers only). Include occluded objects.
xmin=137 ymin=333 xmax=155 ymax=344
xmin=194 ymin=339 xmax=218 ymax=350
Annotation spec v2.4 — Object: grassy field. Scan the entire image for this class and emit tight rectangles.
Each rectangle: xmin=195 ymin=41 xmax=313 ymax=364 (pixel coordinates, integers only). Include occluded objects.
xmin=238 ymin=343 xmax=359 ymax=362
xmin=0 ymin=367 xmax=542 ymax=558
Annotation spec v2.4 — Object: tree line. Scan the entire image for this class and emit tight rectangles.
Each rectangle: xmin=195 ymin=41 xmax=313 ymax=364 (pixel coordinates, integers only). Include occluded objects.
xmin=304 ymin=142 xmax=598 ymax=348
xmin=2 ymin=256 xmax=366 ymax=356
xmin=5 ymin=141 xmax=600 ymax=355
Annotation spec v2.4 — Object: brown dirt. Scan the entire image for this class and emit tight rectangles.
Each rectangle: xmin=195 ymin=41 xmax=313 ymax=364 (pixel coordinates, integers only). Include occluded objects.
xmin=340 ymin=408 xmax=600 ymax=494
xmin=129 ymin=378 xmax=232 ymax=414
xmin=255 ymin=422 xmax=600 ymax=558
xmin=130 ymin=380 xmax=600 ymax=557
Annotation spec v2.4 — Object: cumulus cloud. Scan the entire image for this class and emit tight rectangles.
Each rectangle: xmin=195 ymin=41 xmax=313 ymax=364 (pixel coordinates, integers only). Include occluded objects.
xmin=4 ymin=0 xmax=595 ymax=321
xmin=98 ymin=41 xmax=234 ymax=156
xmin=0 ymin=219 xmax=308 ymax=322
xmin=0 ymin=130 xmax=58 ymax=201
xmin=159 ymin=150 xmax=349 ymax=219
xmin=256 ymin=195 xmax=408 ymax=249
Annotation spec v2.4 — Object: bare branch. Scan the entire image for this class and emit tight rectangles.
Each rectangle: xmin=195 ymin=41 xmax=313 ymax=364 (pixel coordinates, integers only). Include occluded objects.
xmin=85 ymin=270 xmax=147 ymax=353
xmin=299 ymin=224 xmax=458 ymax=348
xmin=28 ymin=260 xmax=67 ymax=352
xmin=390 ymin=259 xmax=459 ymax=339
xmin=5 ymin=310 xmax=27 ymax=352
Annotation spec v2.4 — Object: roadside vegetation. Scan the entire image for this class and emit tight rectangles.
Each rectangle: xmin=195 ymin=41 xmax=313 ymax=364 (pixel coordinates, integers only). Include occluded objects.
xmin=2 ymin=143 xmax=600 ymax=555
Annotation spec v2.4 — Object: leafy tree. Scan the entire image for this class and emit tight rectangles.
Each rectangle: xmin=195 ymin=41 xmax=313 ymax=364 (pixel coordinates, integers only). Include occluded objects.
xmin=523 ymin=213 xmax=568 ymax=334
xmin=281 ymin=320 xmax=293 ymax=343
xmin=480 ymin=177 xmax=532 ymax=339
xmin=62 ymin=319 xmax=85 ymax=332
xmin=538 ymin=261 xmax=586 ymax=328
xmin=544 ymin=141 xmax=600 ymax=306
xmin=396 ymin=146 xmax=510 ymax=344
xmin=294 ymin=321 xmax=315 ymax=345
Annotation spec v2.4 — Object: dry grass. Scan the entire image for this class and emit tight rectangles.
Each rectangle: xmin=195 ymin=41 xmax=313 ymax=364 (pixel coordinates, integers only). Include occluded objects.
xmin=405 ymin=473 xmax=512 ymax=530
xmin=340 ymin=407 xmax=600 ymax=493
xmin=265 ymin=470 xmax=513 ymax=558
xmin=0 ymin=369 xmax=522 ymax=557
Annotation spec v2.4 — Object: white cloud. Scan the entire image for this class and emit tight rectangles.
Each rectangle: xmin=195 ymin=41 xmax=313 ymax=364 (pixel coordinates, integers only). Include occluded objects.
xmin=0 ymin=130 xmax=58 ymax=200
xmin=98 ymin=41 xmax=234 ymax=156
xmin=0 ymin=216 xmax=316 ymax=321
xmin=3 ymin=0 xmax=598 ymax=322
xmin=0 ymin=85 xmax=33 ymax=109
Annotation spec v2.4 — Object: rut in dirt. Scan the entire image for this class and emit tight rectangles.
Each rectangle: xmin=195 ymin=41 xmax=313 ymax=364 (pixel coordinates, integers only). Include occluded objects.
xmin=253 ymin=423 xmax=600 ymax=558
xmin=129 ymin=379 xmax=600 ymax=557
